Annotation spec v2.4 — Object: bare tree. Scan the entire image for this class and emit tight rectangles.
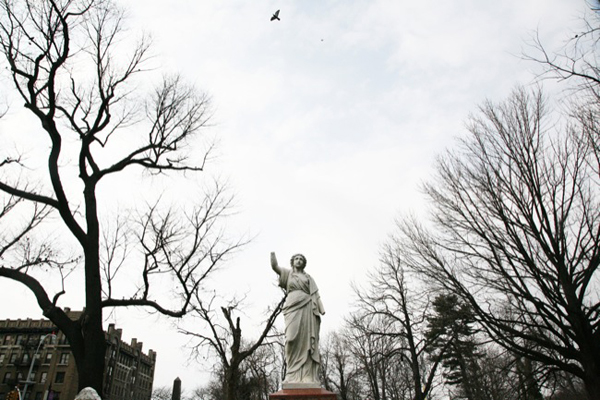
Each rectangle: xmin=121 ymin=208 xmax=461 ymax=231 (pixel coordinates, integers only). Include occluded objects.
xmin=345 ymin=314 xmax=390 ymax=400
xmin=243 ymin=341 xmax=282 ymax=400
xmin=0 ymin=0 xmax=243 ymax=393
xmin=345 ymin=312 xmax=427 ymax=400
xmin=525 ymin=3 xmax=600 ymax=180
xmin=320 ymin=330 xmax=363 ymax=400
xmin=546 ymin=371 xmax=589 ymax=400
xmin=185 ymin=381 xmax=228 ymax=400
xmin=151 ymin=386 xmax=172 ymax=400
xmin=398 ymin=87 xmax=600 ymax=399
xmin=525 ymin=4 xmax=600 ymax=102
xmin=182 ymin=294 xmax=285 ymax=400
xmin=352 ymin=244 xmax=445 ymax=400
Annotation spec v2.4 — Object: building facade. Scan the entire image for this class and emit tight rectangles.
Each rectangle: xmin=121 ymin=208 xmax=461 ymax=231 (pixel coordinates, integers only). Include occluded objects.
xmin=0 ymin=309 xmax=156 ymax=400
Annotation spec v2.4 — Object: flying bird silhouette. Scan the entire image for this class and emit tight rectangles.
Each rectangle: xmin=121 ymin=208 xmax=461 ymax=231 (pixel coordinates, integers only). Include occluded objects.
xmin=271 ymin=10 xmax=280 ymax=21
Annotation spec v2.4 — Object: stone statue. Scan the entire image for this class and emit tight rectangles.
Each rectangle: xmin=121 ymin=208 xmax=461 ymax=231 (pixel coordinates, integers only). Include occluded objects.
xmin=271 ymin=252 xmax=325 ymax=388
xmin=74 ymin=387 xmax=102 ymax=400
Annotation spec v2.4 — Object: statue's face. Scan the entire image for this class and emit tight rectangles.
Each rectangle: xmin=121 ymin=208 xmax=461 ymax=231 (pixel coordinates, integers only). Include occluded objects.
xmin=292 ymin=255 xmax=306 ymax=269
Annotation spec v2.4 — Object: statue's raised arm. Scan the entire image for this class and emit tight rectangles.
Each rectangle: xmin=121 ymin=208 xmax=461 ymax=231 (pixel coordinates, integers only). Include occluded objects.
xmin=270 ymin=251 xmax=282 ymax=275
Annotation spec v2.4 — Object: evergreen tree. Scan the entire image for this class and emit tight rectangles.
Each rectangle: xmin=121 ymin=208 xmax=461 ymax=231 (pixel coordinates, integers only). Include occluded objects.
xmin=426 ymin=293 xmax=483 ymax=400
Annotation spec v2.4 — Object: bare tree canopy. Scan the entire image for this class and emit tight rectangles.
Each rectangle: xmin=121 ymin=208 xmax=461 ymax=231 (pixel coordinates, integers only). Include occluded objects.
xmin=397 ymin=87 xmax=600 ymax=399
xmin=526 ymin=4 xmax=600 ymax=103
xmin=0 ymin=0 xmax=243 ymax=394
xmin=181 ymin=294 xmax=285 ymax=400
xmin=319 ymin=331 xmax=364 ymax=400
xmin=351 ymin=246 xmax=446 ymax=400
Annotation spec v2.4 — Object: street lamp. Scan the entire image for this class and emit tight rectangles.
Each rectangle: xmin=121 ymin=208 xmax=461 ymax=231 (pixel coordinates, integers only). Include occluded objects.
xmin=21 ymin=333 xmax=57 ymax=400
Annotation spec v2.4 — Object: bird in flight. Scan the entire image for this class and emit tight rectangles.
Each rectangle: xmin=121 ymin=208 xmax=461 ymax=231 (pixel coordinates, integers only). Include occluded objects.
xmin=271 ymin=10 xmax=280 ymax=21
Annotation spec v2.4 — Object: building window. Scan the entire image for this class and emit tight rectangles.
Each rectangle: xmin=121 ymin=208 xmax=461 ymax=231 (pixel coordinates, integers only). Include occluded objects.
xmin=0 ymin=353 xmax=5 ymax=364
xmin=44 ymin=353 xmax=52 ymax=364
xmin=55 ymin=371 xmax=65 ymax=384
xmin=34 ymin=393 xmax=43 ymax=400
xmin=27 ymin=371 xmax=35 ymax=382
xmin=22 ymin=352 xmax=30 ymax=363
xmin=4 ymin=335 xmax=12 ymax=345
xmin=9 ymin=353 xmax=18 ymax=364
xmin=59 ymin=353 xmax=69 ymax=365
xmin=16 ymin=335 xmax=24 ymax=345
xmin=48 ymin=392 xmax=60 ymax=400
xmin=40 ymin=372 xmax=47 ymax=383
xmin=3 ymin=372 xmax=11 ymax=384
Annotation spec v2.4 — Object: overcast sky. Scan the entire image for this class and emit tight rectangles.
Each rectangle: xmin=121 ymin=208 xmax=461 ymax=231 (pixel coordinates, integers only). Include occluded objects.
xmin=0 ymin=0 xmax=591 ymax=392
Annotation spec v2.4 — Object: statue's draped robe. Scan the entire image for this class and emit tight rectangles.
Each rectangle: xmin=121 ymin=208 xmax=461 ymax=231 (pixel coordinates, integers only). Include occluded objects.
xmin=279 ymin=268 xmax=325 ymax=383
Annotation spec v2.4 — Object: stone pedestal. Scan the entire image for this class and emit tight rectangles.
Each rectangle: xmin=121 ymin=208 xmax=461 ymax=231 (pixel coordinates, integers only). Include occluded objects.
xmin=269 ymin=388 xmax=338 ymax=400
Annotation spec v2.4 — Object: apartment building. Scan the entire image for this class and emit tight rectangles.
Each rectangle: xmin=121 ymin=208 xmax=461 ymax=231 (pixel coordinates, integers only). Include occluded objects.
xmin=0 ymin=309 xmax=156 ymax=400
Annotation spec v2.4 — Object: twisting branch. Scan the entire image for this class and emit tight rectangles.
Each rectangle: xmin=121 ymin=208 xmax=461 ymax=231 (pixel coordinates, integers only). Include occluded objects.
xmin=180 ymin=292 xmax=286 ymax=400
xmin=101 ymin=182 xmax=248 ymax=317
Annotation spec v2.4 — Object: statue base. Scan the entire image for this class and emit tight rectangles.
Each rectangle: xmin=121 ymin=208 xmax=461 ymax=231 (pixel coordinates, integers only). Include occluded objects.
xmin=282 ymin=382 xmax=321 ymax=390
xmin=269 ymin=388 xmax=337 ymax=400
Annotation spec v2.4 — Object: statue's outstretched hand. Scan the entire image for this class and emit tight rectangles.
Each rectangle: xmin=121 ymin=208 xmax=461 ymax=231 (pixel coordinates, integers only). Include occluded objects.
xmin=271 ymin=252 xmax=281 ymax=274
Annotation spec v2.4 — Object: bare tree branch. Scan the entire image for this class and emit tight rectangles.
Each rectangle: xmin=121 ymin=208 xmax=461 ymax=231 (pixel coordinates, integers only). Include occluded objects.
xmin=0 ymin=0 xmax=232 ymax=394
xmin=181 ymin=293 xmax=286 ymax=400
xmin=400 ymin=86 xmax=600 ymax=399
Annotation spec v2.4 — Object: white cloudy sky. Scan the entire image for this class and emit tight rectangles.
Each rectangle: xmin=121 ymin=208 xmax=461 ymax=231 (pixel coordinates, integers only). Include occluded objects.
xmin=0 ymin=0 xmax=591 ymax=391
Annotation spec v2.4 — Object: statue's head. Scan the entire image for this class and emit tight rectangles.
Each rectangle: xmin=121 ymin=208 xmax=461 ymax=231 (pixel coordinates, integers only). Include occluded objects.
xmin=74 ymin=388 xmax=101 ymax=400
xmin=290 ymin=254 xmax=307 ymax=269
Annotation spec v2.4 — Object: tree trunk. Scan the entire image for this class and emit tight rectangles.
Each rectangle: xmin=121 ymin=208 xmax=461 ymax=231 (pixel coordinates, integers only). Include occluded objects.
xmin=457 ymin=354 xmax=476 ymax=400
xmin=78 ymin=182 xmax=106 ymax=393
xmin=224 ymin=366 xmax=239 ymax=400
xmin=44 ymin=307 xmax=106 ymax=395
xmin=338 ymin=364 xmax=347 ymax=400
xmin=76 ymin=311 xmax=106 ymax=392
xmin=575 ymin=309 xmax=600 ymax=400
xmin=583 ymin=367 xmax=600 ymax=400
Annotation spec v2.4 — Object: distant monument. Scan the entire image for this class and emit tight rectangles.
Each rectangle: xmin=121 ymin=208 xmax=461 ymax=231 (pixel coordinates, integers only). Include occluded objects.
xmin=269 ymin=252 xmax=337 ymax=400
xmin=171 ymin=377 xmax=181 ymax=400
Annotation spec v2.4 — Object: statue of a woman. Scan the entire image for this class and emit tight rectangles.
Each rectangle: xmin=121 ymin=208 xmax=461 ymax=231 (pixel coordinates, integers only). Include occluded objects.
xmin=271 ymin=252 xmax=325 ymax=387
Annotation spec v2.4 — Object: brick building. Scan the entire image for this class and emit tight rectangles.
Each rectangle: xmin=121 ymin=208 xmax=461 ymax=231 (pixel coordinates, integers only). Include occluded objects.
xmin=0 ymin=309 xmax=156 ymax=400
